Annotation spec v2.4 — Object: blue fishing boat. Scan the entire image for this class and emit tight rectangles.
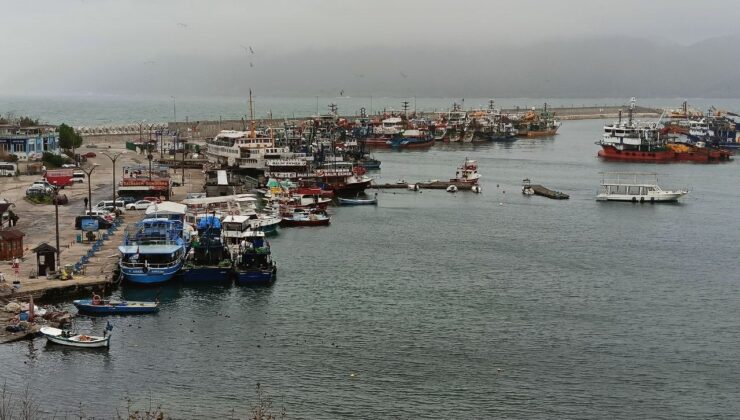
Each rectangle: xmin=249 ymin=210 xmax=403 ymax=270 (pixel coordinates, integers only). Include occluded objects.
xmin=230 ymin=230 xmax=276 ymax=286
xmin=183 ymin=215 xmax=232 ymax=283
xmin=73 ymin=295 xmax=159 ymax=315
xmin=118 ymin=218 xmax=187 ymax=285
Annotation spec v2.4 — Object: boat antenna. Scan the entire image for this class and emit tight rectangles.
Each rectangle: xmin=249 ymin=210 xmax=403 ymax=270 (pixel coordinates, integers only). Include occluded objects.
xmin=249 ymin=89 xmax=255 ymax=140
xmin=628 ymin=97 xmax=635 ymax=125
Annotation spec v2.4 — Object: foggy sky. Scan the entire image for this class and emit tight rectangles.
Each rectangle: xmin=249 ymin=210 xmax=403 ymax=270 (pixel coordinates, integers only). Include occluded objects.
xmin=3 ymin=0 xmax=740 ymax=97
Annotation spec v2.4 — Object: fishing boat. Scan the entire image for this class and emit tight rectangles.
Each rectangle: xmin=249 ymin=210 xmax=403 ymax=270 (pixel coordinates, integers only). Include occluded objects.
xmin=337 ymin=194 xmax=378 ymax=206
xmin=386 ymin=130 xmax=435 ymax=149
xmin=280 ymin=208 xmax=331 ymax=227
xmin=596 ymin=172 xmax=688 ymax=202
xmin=230 ymin=230 xmax=277 ymax=286
xmin=118 ymin=218 xmax=187 ymax=285
xmin=73 ymin=295 xmax=159 ymax=315
xmin=598 ymin=99 xmax=732 ymax=163
xmin=446 ymin=185 xmax=458 ymax=193
xmin=183 ymin=215 xmax=232 ymax=283
xmin=40 ymin=322 xmax=113 ymax=348
xmin=522 ymin=179 xmax=535 ymax=195
xmin=450 ymin=158 xmax=481 ymax=185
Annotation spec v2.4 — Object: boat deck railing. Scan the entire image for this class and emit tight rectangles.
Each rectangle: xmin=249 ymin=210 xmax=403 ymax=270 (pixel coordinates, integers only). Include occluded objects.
xmin=120 ymin=259 xmax=182 ymax=269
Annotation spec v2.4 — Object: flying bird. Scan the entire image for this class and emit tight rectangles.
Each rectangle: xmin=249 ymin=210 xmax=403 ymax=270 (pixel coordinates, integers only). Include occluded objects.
xmin=400 ymin=71 xmax=408 ymax=79
xmin=249 ymin=62 xmax=254 ymax=68
xmin=340 ymin=89 xmax=344 ymax=96
xmin=177 ymin=22 xmax=188 ymax=28
xmin=143 ymin=60 xmax=156 ymax=65
xmin=240 ymin=45 xmax=255 ymax=55
xmin=249 ymin=46 xmax=254 ymax=54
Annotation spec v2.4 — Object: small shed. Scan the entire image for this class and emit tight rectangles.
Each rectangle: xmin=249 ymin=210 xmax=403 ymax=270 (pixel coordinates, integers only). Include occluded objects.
xmin=32 ymin=242 xmax=57 ymax=276
xmin=0 ymin=229 xmax=25 ymax=261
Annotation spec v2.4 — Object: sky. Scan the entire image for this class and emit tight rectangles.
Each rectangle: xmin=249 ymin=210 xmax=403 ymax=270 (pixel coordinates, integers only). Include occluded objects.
xmin=2 ymin=0 xmax=740 ymax=97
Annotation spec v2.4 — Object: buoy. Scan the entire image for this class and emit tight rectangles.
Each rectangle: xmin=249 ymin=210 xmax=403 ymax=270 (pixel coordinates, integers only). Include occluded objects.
xmin=350 ymin=373 xmax=356 ymax=377
xmin=499 ymin=202 xmax=503 ymax=206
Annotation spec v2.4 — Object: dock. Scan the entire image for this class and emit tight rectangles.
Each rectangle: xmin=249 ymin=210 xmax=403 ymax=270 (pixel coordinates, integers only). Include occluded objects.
xmin=530 ymin=184 xmax=570 ymax=199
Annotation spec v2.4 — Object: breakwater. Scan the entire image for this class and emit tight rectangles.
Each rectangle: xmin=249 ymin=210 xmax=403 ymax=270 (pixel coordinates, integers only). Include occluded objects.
xmin=80 ymin=104 xmax=662 ymax=140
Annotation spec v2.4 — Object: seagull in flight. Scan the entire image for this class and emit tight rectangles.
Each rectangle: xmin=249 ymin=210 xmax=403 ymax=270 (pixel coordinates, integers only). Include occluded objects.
xmin=400 ymin=71 xmax=408 ymax=79
xmin=143 ymin=60 xmax=156 ymax=65
xmin=249 ymin=62 xmax=254 ymax=68
xmin=177 ymin=22 xmax=188 ymax=28
xmin=340 ymin=89 xmax=344 ymax=96
xmin=240 ymin=45 xmax=255 ymax=55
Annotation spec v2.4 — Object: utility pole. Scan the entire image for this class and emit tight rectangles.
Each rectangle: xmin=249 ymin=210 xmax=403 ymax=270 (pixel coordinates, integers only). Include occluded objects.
xmin=53 ymin=191 xmax=60 ymax=271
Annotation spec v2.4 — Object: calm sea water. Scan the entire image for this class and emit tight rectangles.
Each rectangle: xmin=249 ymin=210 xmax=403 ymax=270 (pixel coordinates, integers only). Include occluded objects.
xmin=2 ymin=109 xmax=740 ymax=418
xmin=3 ymin=94 xmax=740 ymax=126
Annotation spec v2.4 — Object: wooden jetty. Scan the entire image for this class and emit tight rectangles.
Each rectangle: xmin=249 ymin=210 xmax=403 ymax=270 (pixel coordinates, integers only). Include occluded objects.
xmin=371 ymin=181 xmax=473 ymax=190
xmin=530 ymin=184 xmax=569 ymax=199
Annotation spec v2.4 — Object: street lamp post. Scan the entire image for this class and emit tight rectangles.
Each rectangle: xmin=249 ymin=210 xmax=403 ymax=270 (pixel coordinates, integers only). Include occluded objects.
xmin=53 ymin=191 xmax=60 ymax=271
xmin=82 ymin=163 xmax=100 ymax=214
xmin=147 ymin=151 xmax=153 ymax=180
xmin=101 ymin=151 xmax=125 ymax=205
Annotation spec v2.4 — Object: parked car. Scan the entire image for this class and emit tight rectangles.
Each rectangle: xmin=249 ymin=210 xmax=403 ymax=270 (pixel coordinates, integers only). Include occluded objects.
xmin=82 ymin=152 xmax=96 ymax=158
xmin=94 ymin=200 xmax=126 ymax=211
xmin=52 ymin=194 xmax=69 ymax=205
xmin=118 ymin=196 xmax=137 ymax=205
xmin=126 ymin=200 xmax=154 ymax=210
xmin=32 ymin=180 xmax=58 ymax=190
xmin=26 ymin=185 xmax=54 ymax=196
xmin=85 ymin=208 xmax=112 ymax=217
xmin=143 ymin=196 xmax=162 ymax=204
xmin=62 ymin=164 xmax=79 ymax=169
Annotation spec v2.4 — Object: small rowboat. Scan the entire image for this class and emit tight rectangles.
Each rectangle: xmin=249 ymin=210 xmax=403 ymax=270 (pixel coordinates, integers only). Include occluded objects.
xmin=40 ymin=324 xmax=112 ymax=348
xmin=73 ymin=298 xmax=160 ymax=315
xmin=337 ymin=195 xmax=378 ymax=206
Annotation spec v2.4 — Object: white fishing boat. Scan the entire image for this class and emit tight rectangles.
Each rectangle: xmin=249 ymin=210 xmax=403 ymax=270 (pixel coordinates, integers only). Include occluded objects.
xmin=40 ymin=323 xmax=113 ymax=348
xmin=596 ymin=172 xmax=688 ymax=202
xmin=446 ymin=185 xmax=458 ymax=193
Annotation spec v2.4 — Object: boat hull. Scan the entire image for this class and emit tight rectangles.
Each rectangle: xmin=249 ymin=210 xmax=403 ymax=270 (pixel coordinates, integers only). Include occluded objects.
xmin=596 ymin=193 xmax=686 ymax=202
xmin=280 ymin=218 xmax=330 ymax=227
xmin=337 ymin=198 xmax=377 ymax=205
xmin=121 ymin=261 xmax=183 ymax=285
xmin=332 ymin=179 xmax=372 ymax=195
xmin=598 ymin=145 xmax=732 ymax=163
xmin=182 ymin=266 xmax=232 ymax=283
xmin=233 ymin=267 xmax=276 ymax=286
xmin=73 ymin=300 xmax=159 ymax=315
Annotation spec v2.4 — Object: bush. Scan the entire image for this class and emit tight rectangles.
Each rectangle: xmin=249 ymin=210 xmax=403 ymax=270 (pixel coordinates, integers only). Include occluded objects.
xmin=42 ymin=152 xmax=69 ymax=168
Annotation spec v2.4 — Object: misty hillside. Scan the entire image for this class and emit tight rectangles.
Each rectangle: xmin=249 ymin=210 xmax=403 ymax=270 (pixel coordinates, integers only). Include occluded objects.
xmin=37 ymin=35 xmax=740 ymax=98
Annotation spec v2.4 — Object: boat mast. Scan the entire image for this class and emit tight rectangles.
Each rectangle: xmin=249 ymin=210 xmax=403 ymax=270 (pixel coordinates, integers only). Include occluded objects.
xmin=249 ymin=89 xmax=255 ymax=140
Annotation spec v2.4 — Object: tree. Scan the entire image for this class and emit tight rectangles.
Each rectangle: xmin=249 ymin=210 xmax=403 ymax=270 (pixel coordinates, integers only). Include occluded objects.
xmin=58 ymin=123 xmax=83 ymax=150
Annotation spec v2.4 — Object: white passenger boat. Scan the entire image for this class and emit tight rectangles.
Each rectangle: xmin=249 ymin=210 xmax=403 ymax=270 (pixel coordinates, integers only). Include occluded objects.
xmin=596 ymin=172 xmax=688 ymax=202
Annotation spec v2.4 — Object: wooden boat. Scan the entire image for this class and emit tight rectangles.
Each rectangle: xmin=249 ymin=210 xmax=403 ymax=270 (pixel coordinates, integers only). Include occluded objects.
xmin=337 ymin=195 xmax=378 ymax=206
xmin=40 ymin=324 xmax=112 ymax=348
xmin=73 ymin=296 xmax=159 ymax=315
xmin=280 ymin=209 xmax=331 ymax=227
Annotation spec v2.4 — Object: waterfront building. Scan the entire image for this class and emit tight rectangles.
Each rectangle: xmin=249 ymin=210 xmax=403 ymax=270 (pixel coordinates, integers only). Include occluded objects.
xmin=0 ymin=125 xmax=61 ymax=161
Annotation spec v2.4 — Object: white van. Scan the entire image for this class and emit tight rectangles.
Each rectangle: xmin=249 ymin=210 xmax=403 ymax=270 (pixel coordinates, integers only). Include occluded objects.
xmin=72 ymin=171 xmax=85 ymax=183
xmin=94 ymin=200 xmax=126 ymax=211
xmin=0 ymin=163 xmax=17 ymax=177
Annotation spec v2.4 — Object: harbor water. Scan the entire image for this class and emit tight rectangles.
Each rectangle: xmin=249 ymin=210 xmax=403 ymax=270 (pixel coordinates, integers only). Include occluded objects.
xmin=2 ymin=118 xmax=740 ymax=418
